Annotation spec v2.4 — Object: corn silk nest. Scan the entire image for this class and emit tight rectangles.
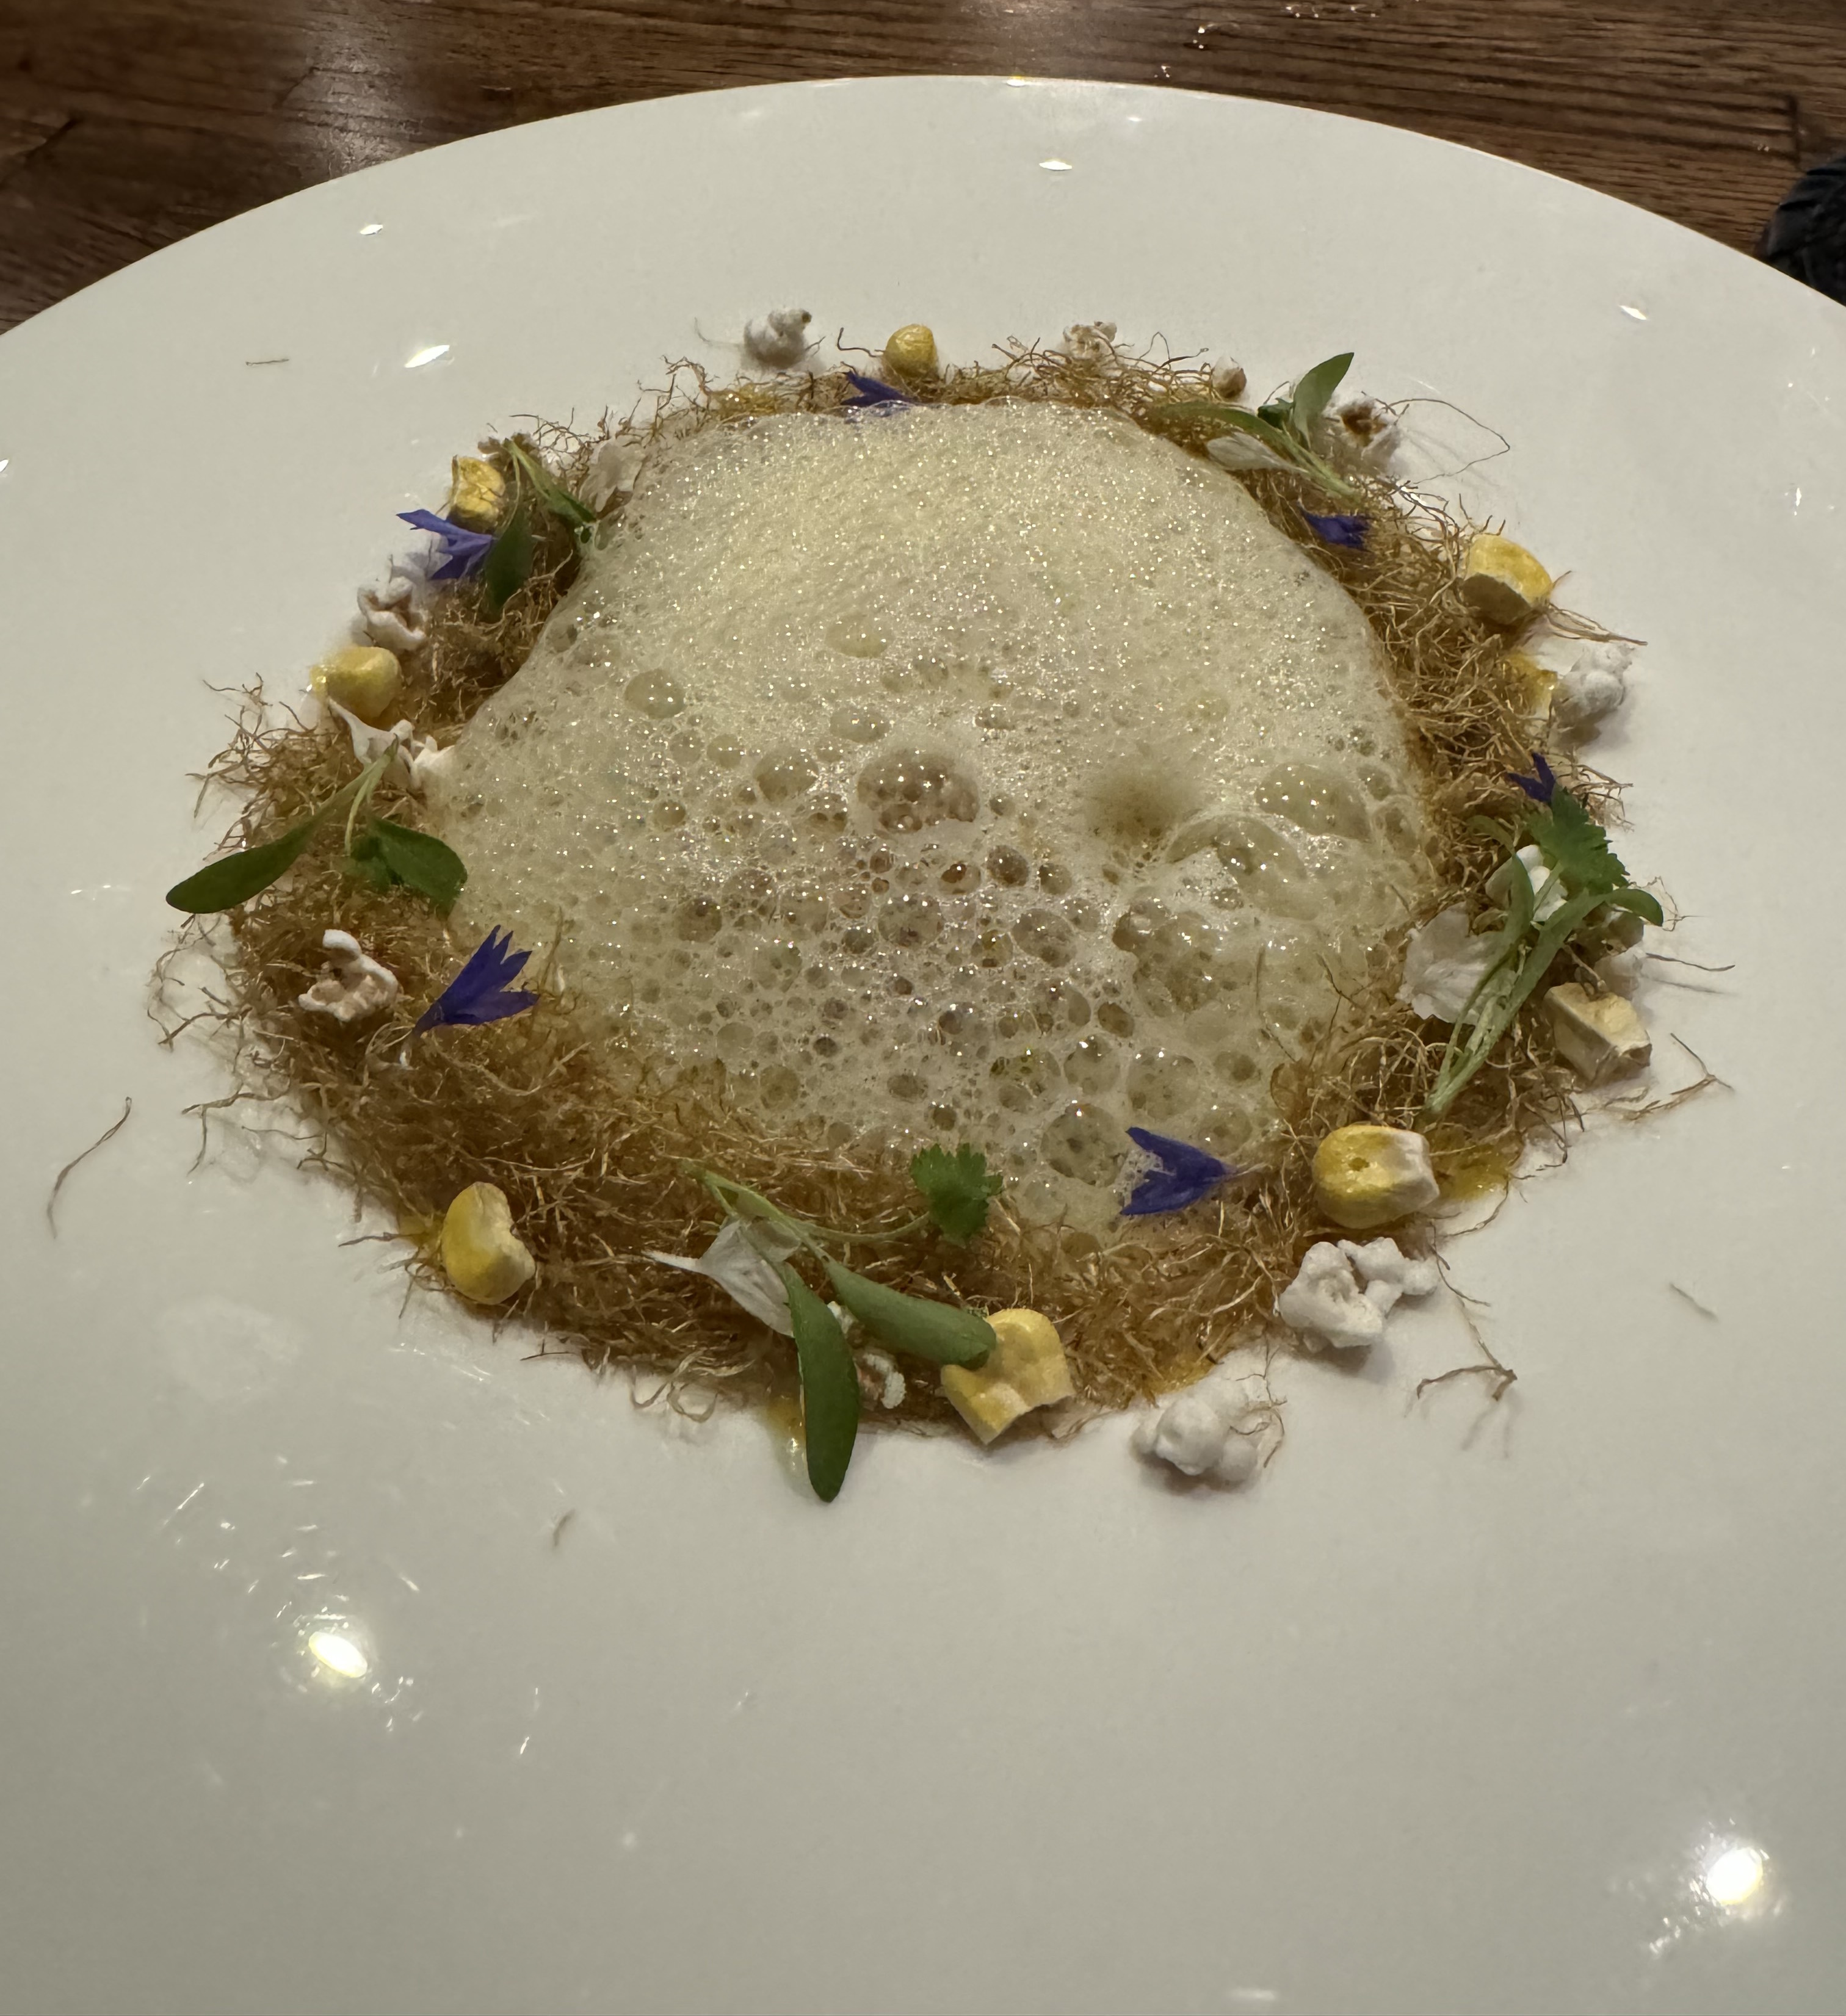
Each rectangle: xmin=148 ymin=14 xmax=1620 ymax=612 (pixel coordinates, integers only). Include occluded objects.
xmin=156 ymin=338 xmax=1648 ymax=1436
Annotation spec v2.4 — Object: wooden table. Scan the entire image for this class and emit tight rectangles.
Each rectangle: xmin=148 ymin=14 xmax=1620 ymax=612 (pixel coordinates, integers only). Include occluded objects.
xmin=1 ymin=0 xmax=1841 ymax=332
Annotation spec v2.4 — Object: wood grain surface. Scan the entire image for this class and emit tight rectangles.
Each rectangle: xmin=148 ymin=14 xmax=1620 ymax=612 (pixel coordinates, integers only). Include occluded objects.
xmin=1 ymin=0 xmax=1841 ymax=331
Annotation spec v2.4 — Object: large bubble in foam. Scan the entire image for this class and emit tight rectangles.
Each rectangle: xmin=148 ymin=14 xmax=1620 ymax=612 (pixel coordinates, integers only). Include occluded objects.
xmin=428 ymin=402 xmax=1433 ymax=1228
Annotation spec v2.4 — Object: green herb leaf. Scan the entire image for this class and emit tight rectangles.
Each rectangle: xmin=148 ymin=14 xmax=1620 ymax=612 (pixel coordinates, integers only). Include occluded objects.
xmin=779 ymin=1265 xmax=861 ymax=1503
xmin=506 ymin=439 xmax=598 ymax=535
xmin=1287 ymin=351 xmax=1355 ymax=435
xmin=1145 ymin=399 xmax=1360 ymax=501
xmin=1602 ymin=886 xmax=1665 ymax=927
xmin=823 ymin=1262 xmax=995 ymax=1367
xmin=909 ymin=1143 xmax=1002 ymax=1245
xmin=1148 ymin=400 xmax=1302 ymax=461
xmin=1256 ymin=399 xmax=1294 ymax=430
xmin=165 ymin=817 xmax=320 ymax=913
xmin=1523 ymin=788 xmax=1633 ymax=899
xmin=344 ymin=843 xmax=396 ymax=893
xmin=481 ymin=499 xmax=535 ymax=614
xmin=347 ymin=818 xmax=468 ymax=911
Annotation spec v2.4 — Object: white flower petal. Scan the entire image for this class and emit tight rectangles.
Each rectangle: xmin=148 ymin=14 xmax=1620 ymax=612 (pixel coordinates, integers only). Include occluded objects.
xmin=645 ymin=1216 xmax=795 ymax=1334
xmin=1398 ymin=906 xmax=1497 ymax=1023
xmin=1206 ymin=431 xmax=1294 ymax=476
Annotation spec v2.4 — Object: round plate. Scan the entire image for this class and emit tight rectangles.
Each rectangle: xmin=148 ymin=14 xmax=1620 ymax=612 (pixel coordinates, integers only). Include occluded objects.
xmin=2 ymin=78 xmax=1842 ymax=2016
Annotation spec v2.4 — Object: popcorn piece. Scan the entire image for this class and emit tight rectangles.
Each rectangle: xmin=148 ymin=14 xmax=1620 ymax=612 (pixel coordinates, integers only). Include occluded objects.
xmin=1512 ymin=844 xmax=1567 ymax=922
xmin=582 ymin=436 xmax=646 ymax=512
xmin=324 ymin=699 xmax=449 ymax=795
xmin=1209 ymin=354 xmax=1248 ymax=399
xmin=940 ymin=1307 xmax=1074 ymax=1445
xmin=312 ymin=645 xmax=401 ymax=724
xmin=1459 ymin=533 xmax=1552 ymax=627
xmin=743 ymin=308 xmax=813 ymax=369
xmin=1312 ymin=1125 xmax=1439 ymax=1230
xmin=1132 ymin=1370 xmax=1267 ymax=1486
xmin=1330 ymin=394 xmax=1400 ymax=471
xmin=444 ymin=455 xmax=507 ymax=530
xmin=855 ymin=1344 xmax=908 ymax=1411
xmin=1277 ymin=1242 xmax=1387 ymax=1349
xmin=296 ymin=930 xmax=399 ymax=1025
xmin=1544 ymin=982 xmax=1651 ymax=1085
xmin=359 ymin=571 xmax=428 ymax=654
xmin=1594 ymin=944 xmax=1646 ymax=996
xmin=1279 ymin=1237 xmax=1439 ymax=1348
xmin=1553 ymin=641 xmax=1632 ymax=732
xmin=1062 ymin=320 xmax=1118 ymax=366
xmin=1399 ymin=906 xmax=1497 ymax=1023
xmin=1337 ymin=1236 xmax=1441 ymax=1315
xmin=440 ymin=1182 xmax=537 ymax=1304
xmin=882 ymin=323 xmax=938 ymax=381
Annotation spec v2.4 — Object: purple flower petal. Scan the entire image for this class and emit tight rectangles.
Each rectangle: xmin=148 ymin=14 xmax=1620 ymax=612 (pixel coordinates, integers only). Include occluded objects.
xmin=842 ymin=370 xmax=912 ymax=411
xmin=1121 ymin=1127 xmax=1234 ymax=1217
xmin=413 ymin=927 xmax=540 ymax=1035
xmin=1507 ymin=751 xmax=1557 ymax=803
xmin=399 ymin=508 xmax=495 ymax=581
xmin=1301 ymin=510 xmax=1370 ymax=550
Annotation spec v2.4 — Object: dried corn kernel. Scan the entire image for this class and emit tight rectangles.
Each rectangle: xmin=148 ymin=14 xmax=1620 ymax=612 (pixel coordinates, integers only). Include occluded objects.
xmin=1544 ymin=983 xmax=1651 ymax=1085
xmin=440 ymin=1182 xmax=536 ymax=1304
xmin=444 ymin=455 xmax=507 ymax=530
xmin=882 ymin=323 xmax=939 ymax=381
xmin=1312 ymin=1124 xmax=1439 ymax=1230
xmin=1460 ymin=533 xmax=1552 ymax=627
xmin=940 ymin=1307 xmax=1073 ymax=1445
xmin=312 ymin=645 xmax=401 ymax=724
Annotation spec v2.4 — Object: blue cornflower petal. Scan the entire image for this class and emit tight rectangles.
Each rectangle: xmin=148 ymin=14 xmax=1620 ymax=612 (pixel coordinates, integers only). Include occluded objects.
xmin=1507 ymin=750 xmax=1557 ymax=803
xmin=1301 ymin=510 xmax=1370 ymax=550
xmin=413 ymin=927 xmax=540 ymax=1035
xmin=1121 ymin=1127 xmax=1234 ymax=1217
xmin=842 ymin=370 xmax=913 ymax=411
xmin=399 ymin=508 xmax=496 ymax=581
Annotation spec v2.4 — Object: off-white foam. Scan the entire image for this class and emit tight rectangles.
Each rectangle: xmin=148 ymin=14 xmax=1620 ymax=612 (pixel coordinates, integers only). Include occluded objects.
xmin=429 ymin=402 xmax=1432 ymax=1226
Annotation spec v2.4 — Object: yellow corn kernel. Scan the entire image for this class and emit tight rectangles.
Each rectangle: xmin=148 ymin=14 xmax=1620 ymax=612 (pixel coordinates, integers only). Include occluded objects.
xmin=311 ymin=645 xmax=402 ymax=724
xmin=940 ymin=1307 xmax=1074 ymax=1446
xmin=1312 ymin=1124 xmax=1439 ymax=1230
xmin=1460 ymin=533 xmax=1552 ymax=627
xmin=440 ymin=1182 xmax=536 ymax=1304
xmin=1544 ymin=982 xmax=1651 ymax=1085
xmin=444 ymin=455 xmax=507 ymax=530
xmin=882 ymin=323 xmax=939 ymax=382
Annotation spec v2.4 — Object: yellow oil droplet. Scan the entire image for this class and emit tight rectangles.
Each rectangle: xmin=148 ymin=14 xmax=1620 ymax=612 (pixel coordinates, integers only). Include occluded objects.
xmin=762 ymin=1390 xmax=806 ymax=1475
xmin=1437 ymin=1141 xmax=1517 ymax=1202
xmin=1502 ymin=648 xmax=1555 ymax=712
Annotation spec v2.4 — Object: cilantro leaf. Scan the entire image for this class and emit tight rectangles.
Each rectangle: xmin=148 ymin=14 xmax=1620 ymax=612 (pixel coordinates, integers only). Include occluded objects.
xmin=910 ymin=1143 xmax=1002 ymax=1245
xmin=1524 ymin=788 xmax=1632 ymax=899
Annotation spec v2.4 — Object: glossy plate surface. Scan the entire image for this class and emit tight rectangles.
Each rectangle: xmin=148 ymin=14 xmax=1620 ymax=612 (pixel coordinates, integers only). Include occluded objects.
xmin=2 ymin=76 xmax=1842 ymax=2016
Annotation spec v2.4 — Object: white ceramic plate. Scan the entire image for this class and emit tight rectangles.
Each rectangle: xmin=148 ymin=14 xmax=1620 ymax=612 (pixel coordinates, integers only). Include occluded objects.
xmin=4 ymin=77 xmax=1844 ymax=2016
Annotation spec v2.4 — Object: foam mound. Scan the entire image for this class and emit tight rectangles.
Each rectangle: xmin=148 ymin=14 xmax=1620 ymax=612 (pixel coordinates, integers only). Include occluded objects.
xmin=429 ymin=400 xmax=1432 ymax=1225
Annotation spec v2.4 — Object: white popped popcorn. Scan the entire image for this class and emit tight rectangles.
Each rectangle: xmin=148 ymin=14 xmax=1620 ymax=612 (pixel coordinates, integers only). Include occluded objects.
xmin=296 ymin=930 xmax=400 ymax=1025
